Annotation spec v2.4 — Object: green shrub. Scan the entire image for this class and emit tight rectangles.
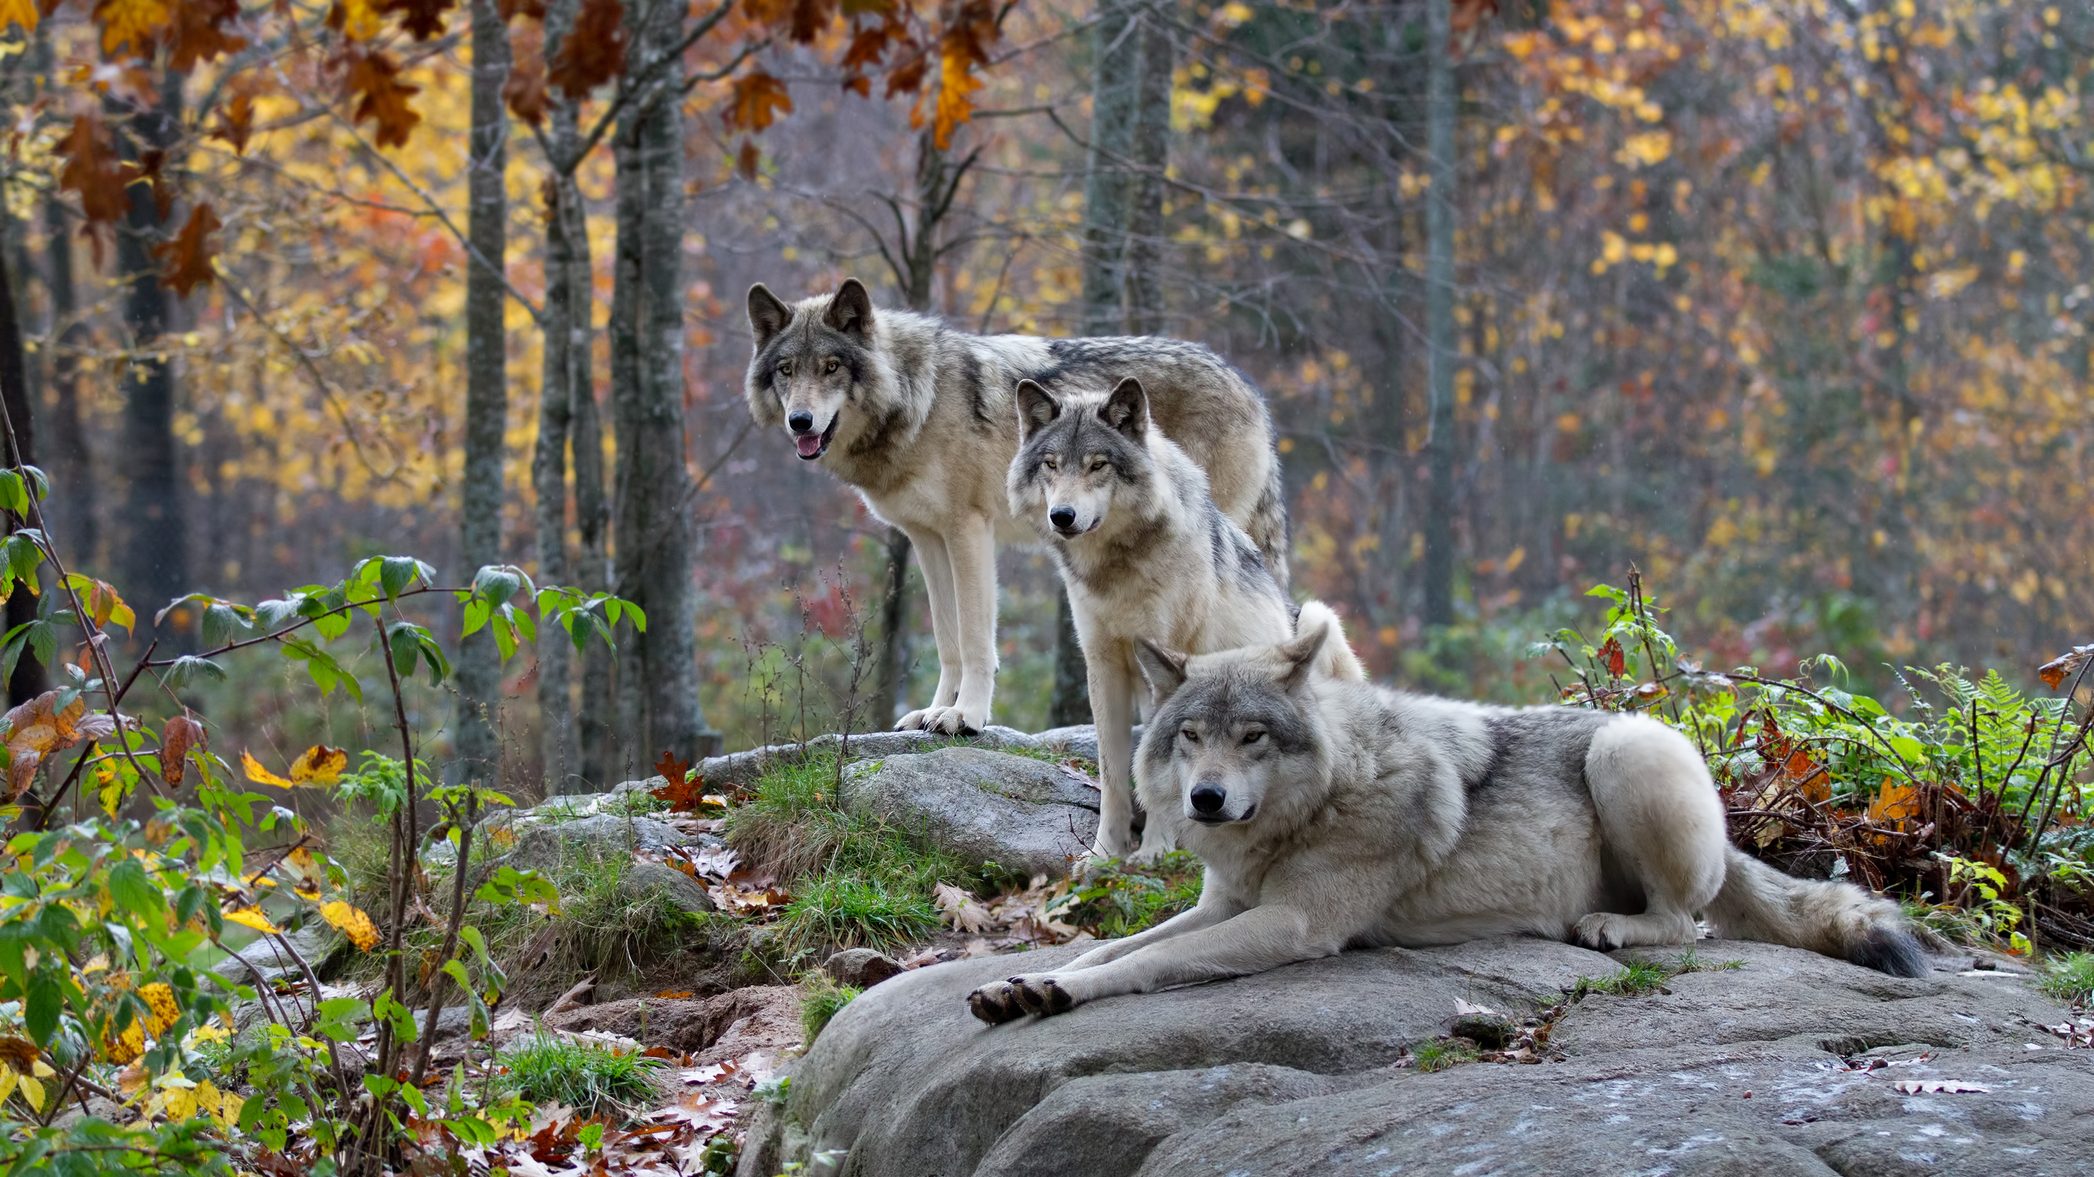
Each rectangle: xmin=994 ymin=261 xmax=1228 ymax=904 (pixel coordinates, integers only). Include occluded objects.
xmin=2040 ymin=952 xmax=2094 ymax=1005
xmin=1051 ymin=851 xmax=1204 ymax=938
xmin=799 ymin=976 xmax=862 ymax=1043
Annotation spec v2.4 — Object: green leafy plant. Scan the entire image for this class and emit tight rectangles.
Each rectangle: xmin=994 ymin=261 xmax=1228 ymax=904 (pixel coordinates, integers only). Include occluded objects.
xmin=799 ymin=975 xmax=862 ymax=1043
xmin=0 ymin=463 xmax=641 ymax=1174
xmin=2039 ymin=952 xmax=2094 ymax=1005
xmin=1049 ymin=851 xmax=1204 ymax=938
xmin=497 ymin=1032 xmax=667 ymax=1122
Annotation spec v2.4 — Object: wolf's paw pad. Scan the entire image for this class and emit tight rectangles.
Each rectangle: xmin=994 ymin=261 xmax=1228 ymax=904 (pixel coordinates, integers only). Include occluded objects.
xmin=967 ymin=981 xmax=1026 ymax=1025
xmin=1572 ymin=913 xmax=1630 ymax=952
xmin=1008 ymin=975 xmax=1075 ymax=1017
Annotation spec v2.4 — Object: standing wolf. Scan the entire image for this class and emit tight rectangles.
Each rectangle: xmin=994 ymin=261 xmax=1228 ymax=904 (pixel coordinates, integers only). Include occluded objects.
xmin=1007 ymin=376 xmax=1355 ymax=859
xmin=968 ymin=609 xmax=1929 ymax=1022
xmin=744 ymin=278 xmax=1288 ymax=734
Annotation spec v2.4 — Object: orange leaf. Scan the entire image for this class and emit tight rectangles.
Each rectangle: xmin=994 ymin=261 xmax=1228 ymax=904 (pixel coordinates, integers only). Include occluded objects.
xmin=1867 ymin=777 xmax=1920 ymax=831
xmin=344 ymin=48 xmax=423 ymax=149
xmin=2037 ymin=644 xmax=2092 ymax=692
xmin=725 ymin=70 xmax=793 ymax=134
xmin=154 ymin=202 xmax=222 ymax=298
xmin=160 ymin=714 xmax=203 ymax=786
xmin=1600 ymin=638 xmax=1626 ymax=678
xmin=92 ymin=0 xmax=170 ymax=59
xmin=57 ymin=114 xmax=127 ymax=261
xmin=0 ymin=0 xmax=37 ymax=33
xmin=321 ymin=899 xmax=381 ymax=951
xmin=504 ymin=19 xmax=548 ymax=126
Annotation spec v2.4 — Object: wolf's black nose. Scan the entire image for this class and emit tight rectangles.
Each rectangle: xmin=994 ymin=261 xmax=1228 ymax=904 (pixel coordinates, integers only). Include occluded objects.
xmin=788 ymin=409 xmax=815 ymax=433
xmin=1190 ymin=783 xmax=1226 ymax=815
xmin=1049 ymin=505 xmax=1077 ymax=530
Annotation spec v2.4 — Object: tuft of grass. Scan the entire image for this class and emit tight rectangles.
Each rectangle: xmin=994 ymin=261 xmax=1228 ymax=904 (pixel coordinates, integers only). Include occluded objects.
xmin=1410 ymin=1037 xmax=1480 ymax=1073
xmin=775 ymin=877 xmax=939 ymax=958
xmin=799 ymin=975 xmax=862 ymax=1043
xmin=603 ymin=790 xmax=671 ymax=818
xmin=498 ymin=1032 xmax=667 ymax=1121
xmin=2040 ymin=952 xmax=2094 ymax=1005
xmin=725 ymin=753 xmax=973 ymax=961
xmin=1052 ymin=851 xmax=1204 ymax=938
xmin=1672 ymin=948 xmax=1745 ymax=974
xmin=1572 ymin=959 xmax=1674 ymax=999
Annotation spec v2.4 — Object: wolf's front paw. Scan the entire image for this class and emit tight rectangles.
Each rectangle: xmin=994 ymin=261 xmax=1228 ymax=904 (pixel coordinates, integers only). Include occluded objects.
xmin=894 ymin=707 xmax=937 ymax=732
xmin=966 ymin=975 xmax=1076 ymax=1023
xmin=918 ymin=704 xmax=985 ymax=736
xmin=1572 ymin=912 xmax=1632 ymax=953
xmin=1085 ymin=828 xmax=1138 ymax=863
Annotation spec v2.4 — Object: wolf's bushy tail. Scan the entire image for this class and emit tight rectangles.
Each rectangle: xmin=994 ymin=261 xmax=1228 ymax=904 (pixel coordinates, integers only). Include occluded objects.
xmin=1246 ymin=458 xmax=1291 ymax=589
xmin=1294 ymin=600 xmax=1367 ymax=682
xmin=1705 ymin=847 xmax=1928 ymax=977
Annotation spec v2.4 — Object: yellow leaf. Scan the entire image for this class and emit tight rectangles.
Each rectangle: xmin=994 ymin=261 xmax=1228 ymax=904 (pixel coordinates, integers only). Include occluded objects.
xmin=222 ymin=906 xmax=279 ymax=935
xmin=242 ymin=750 xmax=296 ymax=789
xmin=321 ymin=900 xmax=380 ymax=951
xmin=17 ymin=1073 xmax=43 ymax=1114
xmin=140 ymin=982 xmax=180 ymax=1036
xmin=0 ymin=0 xmax=36 ymax=34
xmin=93 ymin=0 xmax=170 ymax=57
xmin=289 ymin=745 xmax=347 ymax=785
xmin=0 ymin=1068 xmax=16 ymax=1108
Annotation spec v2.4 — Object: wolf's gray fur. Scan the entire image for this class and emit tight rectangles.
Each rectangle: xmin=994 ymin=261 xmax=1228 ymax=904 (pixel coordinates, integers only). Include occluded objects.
xmin=1005 ymin=376 xmax=1336 ymax=859
xmin=967 ymin=612 xmax=1929 ymax=1022
xmin=746 ymin=278 xmax=1287 ymax=735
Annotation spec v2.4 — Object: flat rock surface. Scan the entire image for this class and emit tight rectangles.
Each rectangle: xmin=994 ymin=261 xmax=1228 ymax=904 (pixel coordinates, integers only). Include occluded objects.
xmin=740 ymin=938 xmax=2094 ymax=1177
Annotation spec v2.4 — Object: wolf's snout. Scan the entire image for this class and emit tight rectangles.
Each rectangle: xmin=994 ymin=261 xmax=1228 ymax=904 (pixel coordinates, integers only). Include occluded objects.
xmin=1049 ymin=505 xmax=1078 ymax=531
xmin=1190 ymin=782 xmax=1227 ymax=815
xmin=787 ymin=409 xmax=815 ymax=433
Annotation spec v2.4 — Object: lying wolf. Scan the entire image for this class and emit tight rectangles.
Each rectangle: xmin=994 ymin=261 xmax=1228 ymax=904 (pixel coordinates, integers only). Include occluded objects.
xmin=968 ymin=610 xmax=1929 ymax=1022
xmin=745 ymin=278 xmax=1287 ymax=734
xmin=1007 ymin=376 xmax=1357 ymax=859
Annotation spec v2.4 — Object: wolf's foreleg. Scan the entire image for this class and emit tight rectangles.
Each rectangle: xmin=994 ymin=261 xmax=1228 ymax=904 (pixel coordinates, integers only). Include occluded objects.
xmin=929 ymin=515 xmax=998 ymax=735
xmin=895 ymin=527 xmax=963 ymax=731
xmin=968 ymin=903 xmax=1344 ymax=1023
xmin=1087 ymin=658 xmax=1141 ymax=859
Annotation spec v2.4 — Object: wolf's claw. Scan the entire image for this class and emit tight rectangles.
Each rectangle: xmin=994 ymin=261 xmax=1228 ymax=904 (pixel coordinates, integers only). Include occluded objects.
xmin=967 ymin=981 xmax=1026 ymax=1025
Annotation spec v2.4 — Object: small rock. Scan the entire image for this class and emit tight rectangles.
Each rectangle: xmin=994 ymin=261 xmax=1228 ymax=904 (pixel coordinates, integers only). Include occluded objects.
xmin=619 ymin=861 xmax=717 ymax=917
xmin=1449 ymin=1011 xmax=1516 ymax=1050
xmin=510 ymin=813 xmax=685 ymax=871
xmin=824 ymin=948 xmax=904 ymax=989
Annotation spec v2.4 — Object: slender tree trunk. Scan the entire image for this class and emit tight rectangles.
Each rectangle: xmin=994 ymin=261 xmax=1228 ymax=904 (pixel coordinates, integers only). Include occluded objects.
xmin=1421 ymin=0 xmax=1458 ymax=626
xmin=454 ymin=0 xmax=512 ymax=785
xmin=1121 ymin=4 xmax=1174 ymax=336
xmin=534 ymin=0 xmax=592 ymax=792
xmin=0 ymin=237 xmax=47 ymax=704
xmin=115 ymin=73 xmax=188 ymax=647
xmin=611 ymin=0 xmax=718 ymax=770
xmin=42 ymin=176 xmax=95 ymax=568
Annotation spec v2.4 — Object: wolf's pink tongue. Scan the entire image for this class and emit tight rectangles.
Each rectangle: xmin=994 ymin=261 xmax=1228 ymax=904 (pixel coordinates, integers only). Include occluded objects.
xmin=795 ymin=432 xmax=824 ymax=458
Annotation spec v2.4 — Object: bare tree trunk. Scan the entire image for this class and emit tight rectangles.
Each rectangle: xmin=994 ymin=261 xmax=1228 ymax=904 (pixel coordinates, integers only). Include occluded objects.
xmin=0 ymin=233 xmax=47 ymax=704
xmin=1121 ymin=4 xmax=1175 ymax=336
xmin=115 ymin=72 xmax=188 ymax=648
xmin=611 ymin=0 xmax=719 ymax=770
xmin=454 ymin=0 xmax=512 ymax=785
xmin=1421 ymin=0 xmax=1458 ymax=626
xmin=41 ymin=179 xmax=94 ymax=567
xmin=534 ymin=0 xmax=590 ymax=792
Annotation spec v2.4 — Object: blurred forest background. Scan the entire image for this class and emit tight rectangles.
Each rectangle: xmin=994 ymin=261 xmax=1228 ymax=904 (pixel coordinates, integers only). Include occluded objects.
xmin=2 ymin=0 xmax=2088 ymax=794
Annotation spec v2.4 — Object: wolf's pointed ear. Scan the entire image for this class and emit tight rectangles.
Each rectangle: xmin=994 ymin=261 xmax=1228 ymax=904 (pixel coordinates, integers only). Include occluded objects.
xmin=1134 ymin=639 xmax=1189 ymax=706
xmin=825 ymin=277 xmax=874 ymax=340
xmin=1099 ymin=377 xmax=1149 ymax=441
xmin=1016 ymin=379 xmax=1059 ymax=437
xmin=748 ymin=284 xmax=791 ymax=347
xmin=1276 ymin=618 xmax=1330 ymax=693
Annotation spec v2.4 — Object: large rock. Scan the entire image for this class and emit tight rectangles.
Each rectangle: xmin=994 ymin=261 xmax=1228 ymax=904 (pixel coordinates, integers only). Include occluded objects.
xmin=739 ymin=939 xmax=2094 ymax=1177
xmin=839 ymin=747 xmax=1099 ymax=878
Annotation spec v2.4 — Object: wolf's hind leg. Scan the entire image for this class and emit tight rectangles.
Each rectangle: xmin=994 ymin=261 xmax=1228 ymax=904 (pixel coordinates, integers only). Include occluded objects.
xmin=1577 ymin=715 xmax=1726 ymax=952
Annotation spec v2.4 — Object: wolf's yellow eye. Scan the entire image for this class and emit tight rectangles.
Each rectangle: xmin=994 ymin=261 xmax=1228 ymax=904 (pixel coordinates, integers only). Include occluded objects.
xmin=1180 ymin=727 xmax=1200 ymax=744
xmin=824 ymin=357 xmax=840 ymax=375
xmin=778 ymin=361 xmax=793 ymax=377
xmin=1043 ymin=455 xmax=1060 ymax=470
xmin=1088 ymin=457 xmax=1108 ymax=473
xmin=1242 ymin=729 xmax=1265 ymax=746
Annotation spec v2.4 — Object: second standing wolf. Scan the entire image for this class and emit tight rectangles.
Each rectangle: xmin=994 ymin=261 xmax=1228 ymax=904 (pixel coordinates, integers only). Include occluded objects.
xmin=1009 ymin=377 xmax=1357 ymax=858
xmin=745 ymin=278 xmax=1288 ymax=735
